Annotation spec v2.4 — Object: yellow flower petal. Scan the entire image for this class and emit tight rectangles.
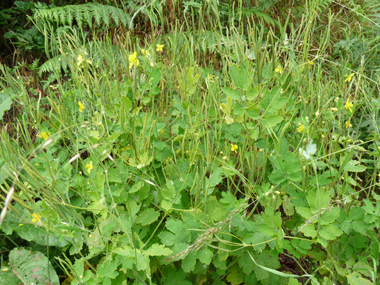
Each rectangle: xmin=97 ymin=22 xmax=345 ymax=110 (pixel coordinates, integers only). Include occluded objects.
xmin=85 ymin=161 xmax=93 ymax=174
xmin=156 ymin=44 xmax=164 ymax=52
xmin=297 ymin=125 xmax=305 ymax=132
xmin=78 ymin=101 xmax=85 ymax=112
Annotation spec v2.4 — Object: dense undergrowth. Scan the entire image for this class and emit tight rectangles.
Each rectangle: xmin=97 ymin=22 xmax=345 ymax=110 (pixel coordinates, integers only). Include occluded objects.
xmin=0 ymin=0 xmax=380 ymax=284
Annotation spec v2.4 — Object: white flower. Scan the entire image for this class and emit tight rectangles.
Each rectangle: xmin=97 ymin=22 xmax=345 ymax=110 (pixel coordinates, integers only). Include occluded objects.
xmin=299 ymin=139 xmax=317 ymax=160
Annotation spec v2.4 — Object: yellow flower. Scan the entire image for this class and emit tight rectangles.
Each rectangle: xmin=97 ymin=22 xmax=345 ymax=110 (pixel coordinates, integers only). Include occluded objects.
xmin=77 ymin=52 xmax=92 ymax=67
xmin=159 ymin=129 xmax=164 ymax=135
xmin=31 ymin=213 xmax=41 ymax=223
xmin=78 ymin=101 xmax=85 ymax=112
xmin=85 ymin=161 xmax=93 ymax=174
xmin=156 ymin=44 xmax=164 ymax=52
xmin=231 ymin=144 xmax=238 ymax=153
xmin=345 ymin=99 xmax=353 ymax=113
xmin=129 ymin=51 xmax=139 ymax=69
xmin=308 ymin=61 xmax=314 ymax=66
xmin=345 ymin=121 xmax=352 ymax=128
xmin=275 ymin=66 xmax=283 ymax=74
xmin=345 ymin=73 xmax=355 ymax=83
xmin=297 ymin=125 xmax=305 ymax=132
xmin=141 ymin=49 xmax=150 ymax=56
xmin=37 ymin=132 xmax=50 ymax=140
xmin=222 ymin=156 xmax=228 ymax=160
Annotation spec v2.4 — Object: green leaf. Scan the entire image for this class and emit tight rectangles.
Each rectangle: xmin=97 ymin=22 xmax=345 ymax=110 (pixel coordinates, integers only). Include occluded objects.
xmin=162 ymin=180 xmax=176 ymax=200
xmin=320 ymin=207 xmax=340 ymax=225
xmin=229 ymin=64 xmax=250 ymax=90
xmin=246 ymin=87 xmax=259 ymax=100
xmin=226 ymin=272 xmax=244 ymax=285
xmin=208 ymin=167 xmax=224 ymax=188
xmin=135 ymin=208 xmax=160 ymax=226
xmin=258 ymin=208 xmax=282 ymax=237
xmin=300 ymin=224 xmax=317 ymax=238
xmin=344 ymin=160 xmax=367 ymax=172
xmin=233 ymin=103 xmax=246 ymax=116
xmin=182 ymin=251 xmax=197 ymax=272
xmin=347 ymin=272 xmax=374 ymax=285
xmin=197 ymin=247 xmax=213 ymax=265
xmin=16 ymin=224 xmax=70 ymax=247
xmin=207 ymin=196 xmax=228 ymax=222
xmin=120 ymin=96 xmax=132 ymax=112
xmin=262 ymin=115 xmax=283 ymax=128
xmin=246 ymin=107 xmax=260 ymax=120
xmin=159 ymin=219 xmax=191 ymax=246
xmin=243 ymin=232 xmax=267 ymax=252
xmin=319 ymin=224 xmax=343 ymax=240
xmin=0 ymin=92 xmax=13 ymax=121
xmin=267 ymin=97 xmax=288 ymax=114
xmin=8 ymin=248 xmax=59 ymax=285
xmin=0 ymin=269 xmax=20 ymax=283
xmin=144 ymin=243 xmax=173 ymax=256
xmin=129 ymin=181 xmax=144 ymax=193
xmin=221 ymin=87 xmax=241 ymax=100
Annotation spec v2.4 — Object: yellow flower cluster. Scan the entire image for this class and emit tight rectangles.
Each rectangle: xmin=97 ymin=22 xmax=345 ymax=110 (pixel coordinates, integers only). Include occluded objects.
xmin=345 ymin=99 xmax=353 ymax=113
xmin=275 ymin=66 xmax=283 ymax=74
xmin=31 ymin=213 xmax=41 ymax=223
xmin=85 ymin=161 xmax=93 ymax=174
xmin=297 ymin=124 xmax=305 ymax=133
xmin=345 ymin=73 xmax=355 ymax=83
xmin=78 ymin=101 xmax=85 ymax=112
xmin=77 ymin=52 xmax=92 ymax=67
xmin=231 ymin=143 xmax=238 ymax=153
xmin=129 ymin=51 xmax=139 ymax=69
xmin=37 ymin=132 xmax=50 ymax=140
xmin=156 ymin=44 xmax=164 ymax=52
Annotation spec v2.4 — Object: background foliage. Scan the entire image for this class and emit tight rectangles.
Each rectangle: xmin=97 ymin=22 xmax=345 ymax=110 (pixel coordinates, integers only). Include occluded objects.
xmin=1 ymin=0 xmax=380 ymax=284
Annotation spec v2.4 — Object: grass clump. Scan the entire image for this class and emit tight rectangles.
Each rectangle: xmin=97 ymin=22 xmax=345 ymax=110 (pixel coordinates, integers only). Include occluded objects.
xmin=0 ymin=1 xmax=379 ymax=284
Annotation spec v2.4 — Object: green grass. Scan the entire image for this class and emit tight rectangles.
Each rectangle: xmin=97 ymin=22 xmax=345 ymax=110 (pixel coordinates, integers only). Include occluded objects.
xmin=0 ymin=1 xmax=380 ymax=284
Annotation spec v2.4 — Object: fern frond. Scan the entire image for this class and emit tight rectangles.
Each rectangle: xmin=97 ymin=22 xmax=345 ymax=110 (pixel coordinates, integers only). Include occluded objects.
xmin=34 ymin=3 xmax=131 ymax=29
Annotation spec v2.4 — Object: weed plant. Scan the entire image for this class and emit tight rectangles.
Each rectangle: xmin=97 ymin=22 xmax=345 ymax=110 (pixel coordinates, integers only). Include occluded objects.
xmin=0 ymin=0 xmax=379 ymax=284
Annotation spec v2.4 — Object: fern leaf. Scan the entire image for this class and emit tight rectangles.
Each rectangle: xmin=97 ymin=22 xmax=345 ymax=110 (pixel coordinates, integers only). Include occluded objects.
xmin=101 ymin=5 xmax=110 ymax=27
xmin=75 ymin=5 xmax=83 ymax=27
xmin=67 ymin=7 xmax=73 ymax=26
xmin=91 ymin=4 xmax=102 ymax=26
xmin=109 ymin=6 xmax=119 ymax=26
xmin=83 ymin=6 xmax=92 ymax=28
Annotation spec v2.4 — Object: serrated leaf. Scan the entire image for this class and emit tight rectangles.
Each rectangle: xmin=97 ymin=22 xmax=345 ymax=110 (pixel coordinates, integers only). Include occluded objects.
xmin=129 ymin=181 xmax=144 ymax=193
xmin=181 ymin=251 xmax=197 ymax=272
xmin=226 ymin=272 xmax=244 ymax=285
xmin=233 ymin=103 xmax=246 ymax=116
xmin=144 ymin=243 xmax=173 ymax=256
xmin=159 ymin=219 xmax=191 ymax=246
xmin=300 ymin=224 xmax=317 ymax=238
xmin=197 ymin=247 xmax=213 ymax=265
xmin=206 ymin=196 xmax=228 ymax=222
xmin=344 ymin=160 xmax=366 ymax=172
xmin=221 ymin=87 xmax=241 ymax=100
xmin=135 ymin=208 xmax=160 ymax=226
xmin=320 ymin=207 xmax=340 ymax=225
xmin=229 ymin=64 xmax=250 ymax=90
xmin=319 ymin=224 xmax=343 ymax=240
xmin=246 ymin=87 xmax=259 ymax=100
xmin=262 ymin=114 xmax=283 ymax=128
xmin=162 ymin=180 xmax=176 ymax=200
xmin=347 ymin=272 xmax=374 ymax=285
